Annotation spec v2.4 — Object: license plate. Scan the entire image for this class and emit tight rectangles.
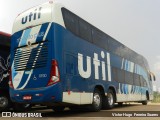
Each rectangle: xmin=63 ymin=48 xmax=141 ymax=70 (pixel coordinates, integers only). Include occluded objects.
xmin=23 ymin=95 xmax=32 ymax=100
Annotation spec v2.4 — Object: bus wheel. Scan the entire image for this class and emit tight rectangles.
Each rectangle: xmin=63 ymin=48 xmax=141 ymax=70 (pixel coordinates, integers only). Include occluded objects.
xmin=142 ymin=101 xmax=148 ymax=105
xmin=142 ymin=93 xmax=149 ymax=105
xmin=105 ymin=89 xmax=115 ymax=109
xmin=53 ymin=106 xmax=65 ymax=112
xmin=0 ymin=95 xmax=11 ymax=111
xmin=90 ymin=89 xmax=102 ymax=112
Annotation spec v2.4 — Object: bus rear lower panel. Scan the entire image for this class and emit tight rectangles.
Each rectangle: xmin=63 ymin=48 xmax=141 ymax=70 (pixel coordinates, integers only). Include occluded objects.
xmin=10 ymin=83 xmax=63 ymax=104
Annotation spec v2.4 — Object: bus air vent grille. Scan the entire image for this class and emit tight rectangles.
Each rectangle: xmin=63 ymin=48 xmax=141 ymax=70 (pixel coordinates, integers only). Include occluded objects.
xmin=14 ymin=42 xmax=48 ymax=71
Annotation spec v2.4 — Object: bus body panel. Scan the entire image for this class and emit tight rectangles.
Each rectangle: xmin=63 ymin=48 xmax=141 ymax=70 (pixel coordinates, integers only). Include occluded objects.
xmin=54 ymin=23 xmax=149 ymax=103
xmin=10 ymin=2 xmax=153 ymax=106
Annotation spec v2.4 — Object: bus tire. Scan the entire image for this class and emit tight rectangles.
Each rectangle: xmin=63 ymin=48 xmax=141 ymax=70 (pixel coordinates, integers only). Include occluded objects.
xmin=90 ymin=89 xmax=102 ymax=112
xmin=142 ymin=92 xmax=149 ymax=105
xmin=142 ymin=101 xmax=147 ymax=105
xmin=105 ymin=89 xmax=115 ymax=109
xmin=53 ymin=106 xmax=65 ymax=112
xmin=0 ymin=94 xmax=11 ymax=111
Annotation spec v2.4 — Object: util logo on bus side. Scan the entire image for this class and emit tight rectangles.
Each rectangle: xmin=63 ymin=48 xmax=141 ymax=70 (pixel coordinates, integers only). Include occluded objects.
xmin=21 ymin=7 xmax=42 ymax=24
xmin=78 ymin=51 xmax=111 ymax=81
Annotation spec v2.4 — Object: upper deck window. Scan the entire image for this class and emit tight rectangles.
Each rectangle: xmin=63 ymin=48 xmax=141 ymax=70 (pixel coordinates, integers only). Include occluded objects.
xmin=61 ymin=8 xmax=148 ymax=70
xmin=62 ymin=8 xmax=79 ymax=36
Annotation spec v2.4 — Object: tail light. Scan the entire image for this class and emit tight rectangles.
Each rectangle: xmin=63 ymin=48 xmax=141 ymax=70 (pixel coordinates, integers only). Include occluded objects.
xmin=9 ymin=67 xmax=14 ymax=88
xmin=47 ymin=60 xmax=60 ymax=86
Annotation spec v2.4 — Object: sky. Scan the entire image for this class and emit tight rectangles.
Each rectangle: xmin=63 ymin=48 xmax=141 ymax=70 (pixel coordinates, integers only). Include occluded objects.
xmin=0 ymin=0 xmax=160 ymax=89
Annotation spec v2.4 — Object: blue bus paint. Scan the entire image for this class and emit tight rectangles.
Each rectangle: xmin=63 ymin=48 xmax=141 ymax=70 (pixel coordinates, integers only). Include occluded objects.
xmin=10 ymin=3 xmax=154 ymax=111
xmin=11 ymin=22 xmax=150 ymax=102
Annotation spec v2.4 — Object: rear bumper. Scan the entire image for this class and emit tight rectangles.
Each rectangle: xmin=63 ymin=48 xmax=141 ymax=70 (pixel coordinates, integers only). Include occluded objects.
xmin=10 ymin=83 xmax=62 ymax=104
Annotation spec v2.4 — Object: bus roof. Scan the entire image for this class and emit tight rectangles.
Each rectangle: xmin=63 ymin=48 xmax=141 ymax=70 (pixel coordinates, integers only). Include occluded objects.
xmin=12 ymin=1 xmax=64 ymax=34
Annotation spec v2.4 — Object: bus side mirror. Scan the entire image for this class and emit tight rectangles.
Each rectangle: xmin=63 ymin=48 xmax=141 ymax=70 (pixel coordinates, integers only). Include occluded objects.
xmin=149 ymin=74 xmax=152 ymax=81
xmin=153 ymin=75 xmax=156 ymax=81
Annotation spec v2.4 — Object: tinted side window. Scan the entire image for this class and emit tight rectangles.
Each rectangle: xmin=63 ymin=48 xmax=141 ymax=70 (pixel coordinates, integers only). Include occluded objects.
xmin=117 ymin=69 xmax=125 ymax=83
xmin=92 ymin=28 xmax=108 ymax=50
xmin=62 ymin=8 xmax=79 ymax=36
xmin=140 ymin=76 xmax=147 ymax=87
xmin=79 ymin=19 xmax=92 ymax=42
xmin=131 ymin=51 xmax=137 ymax=63
xmin=62 ymin=8 xmax=147 ymax=70
xmin=123 ymin=47 xmax=130 ymax=60
xmin=136 ymin=55 xmax=143 ymax=68
xmin=143 ymin=58 xmax=149 ymax=70
xmin=134 ymin=73 xmax=140 ymax=86
xmin=112 ymin=67 xmax=117 ymax=82
xmin=108 ymin=38 xmax=122 ymax=56
xmin=143 ymin=79 xmax=147 ymax=87
xmin=125 ymin=71 xmax=133 ymax=85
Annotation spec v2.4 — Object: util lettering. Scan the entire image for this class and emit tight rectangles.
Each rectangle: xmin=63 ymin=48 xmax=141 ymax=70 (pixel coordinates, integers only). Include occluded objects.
xmin=78 ymin=51 xmax=111 ymax=81
xmin=22 ymin=7 xmax=42 ymax=24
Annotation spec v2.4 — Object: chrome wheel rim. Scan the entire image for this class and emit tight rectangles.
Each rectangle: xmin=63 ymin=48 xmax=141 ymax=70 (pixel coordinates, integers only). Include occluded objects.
xmin=108 ymin=93 xmax=114 ymax=106
xmin=93 ymin=93 xmax=101 ymax=107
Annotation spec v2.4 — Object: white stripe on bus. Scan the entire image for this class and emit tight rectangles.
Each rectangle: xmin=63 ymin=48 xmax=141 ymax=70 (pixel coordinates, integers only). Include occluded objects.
xmin=17 ymin=25 xmax=42 ymax=89
xmin=107 ymin=53 xmax=111 ymax=81
xmin=43 ymin=23 xmax=51 ymax=40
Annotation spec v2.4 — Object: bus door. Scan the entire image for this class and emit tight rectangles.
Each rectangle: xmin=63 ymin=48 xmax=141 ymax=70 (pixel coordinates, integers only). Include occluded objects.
xmin=64 ymin=53 xmax=81 ymax=103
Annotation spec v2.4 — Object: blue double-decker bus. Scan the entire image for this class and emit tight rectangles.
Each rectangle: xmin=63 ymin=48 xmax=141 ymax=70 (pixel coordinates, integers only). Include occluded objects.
xmin=10 ymin=1 xmax=155 ymax=112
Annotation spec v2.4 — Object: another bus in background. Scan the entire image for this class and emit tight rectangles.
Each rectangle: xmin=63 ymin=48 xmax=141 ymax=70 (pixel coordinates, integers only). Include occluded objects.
xmin=0 ymin=31 xmax=11 ymax=111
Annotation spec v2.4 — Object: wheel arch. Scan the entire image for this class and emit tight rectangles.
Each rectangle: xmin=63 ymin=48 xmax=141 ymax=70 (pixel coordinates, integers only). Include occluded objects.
xmin=94 ymin=85 xmax=105 ymax=97
xmin=108 ymin=86 xmax=117 ymax=102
